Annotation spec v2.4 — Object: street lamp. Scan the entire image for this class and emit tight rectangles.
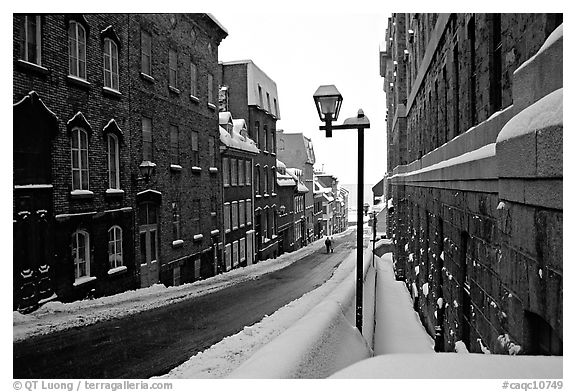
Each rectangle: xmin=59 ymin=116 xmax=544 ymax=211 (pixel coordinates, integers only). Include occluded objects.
xmin=313 ymin=84 xmax=370 ymax=333
xmin=138 ymin=160 xmax=156 ymax=183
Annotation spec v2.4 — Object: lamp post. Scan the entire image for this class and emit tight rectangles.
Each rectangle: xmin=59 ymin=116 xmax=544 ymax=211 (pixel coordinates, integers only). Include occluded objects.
xmin=313 ymin=84 xmax=370 ymax=333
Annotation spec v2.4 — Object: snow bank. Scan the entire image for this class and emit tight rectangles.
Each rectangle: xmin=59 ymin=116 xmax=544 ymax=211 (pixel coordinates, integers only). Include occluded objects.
xmin=496 ymin=88 xmax=563 ymax=143
xmin=514 ymin=24 xmax=563 ymax=75
xmin=225 ymin=247 xmax=375 ymax=378
xmin=330 ymin=353 xmax=562 ymax=378
xmin=14 ymin=229 xmax=354 ymax=342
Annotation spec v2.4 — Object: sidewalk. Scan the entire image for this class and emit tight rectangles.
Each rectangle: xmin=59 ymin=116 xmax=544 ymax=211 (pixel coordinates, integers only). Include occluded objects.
xmin=372 ymin=253 xmax=434 ymax=354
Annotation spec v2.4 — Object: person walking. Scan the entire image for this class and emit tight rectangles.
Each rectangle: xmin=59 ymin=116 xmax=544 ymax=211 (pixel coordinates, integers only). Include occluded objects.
xmin=325 ymin=236 xmax=332 ymax=254
xmin=330 ymin=236 xmax=335 ymax=253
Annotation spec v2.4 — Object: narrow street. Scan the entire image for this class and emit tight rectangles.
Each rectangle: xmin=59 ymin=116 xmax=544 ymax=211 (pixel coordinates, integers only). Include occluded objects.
xmin=13 ymin=230 xmax=359 ymax=379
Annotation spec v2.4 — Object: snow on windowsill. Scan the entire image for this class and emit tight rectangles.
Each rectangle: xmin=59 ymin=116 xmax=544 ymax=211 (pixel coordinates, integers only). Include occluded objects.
xmin=73 ymin=276 xmax=97 ymax=287
xmin=140 ymin=73 xmax=155 ymax=83
xmin=190 ymin=95 xmax=200 ymax=103
xmin=172 ymin=239 xmax=184 ymax=247
xmin=70 ymin=190 xmax=94 ymax=199
xmin=211 ymin=230 xmax=219 ymax=236
xmin=208 ymin=103 xmax=217 ymax=110
xmin=106 ymin=189 xmax=124 ymax=196
xmin=107 ymin=266 xmax=127 ymax=276
xmin=14 ymin=184 xmax=53 ymax=189
xmin=209 ymin=167 xmax=218 ymax=173
xmin=170 ymin=164 xmax=183 ymax=172
xmin=191 ymin=166 xmax=202 ymax=173
xmin=193 ymin=234 xmax=203 ymax=241
xmin=102 ymin=86 xmax=122 ymax=98
xmin=67 ymin=75 xmax=91 ymax=88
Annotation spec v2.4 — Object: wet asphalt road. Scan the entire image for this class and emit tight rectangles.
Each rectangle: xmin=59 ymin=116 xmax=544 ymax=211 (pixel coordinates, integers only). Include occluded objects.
xmin=14 ymin=229 xmax=360 ymax=379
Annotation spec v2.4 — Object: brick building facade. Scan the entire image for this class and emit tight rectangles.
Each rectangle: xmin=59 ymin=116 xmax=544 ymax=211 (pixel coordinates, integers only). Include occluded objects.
xmin=13 ymin=13 xmax=228 ymax=309
xmin=382 ymin=13 xmax=562 ymax=355
xmin=219 ymin=60 xmax=280 ymax=261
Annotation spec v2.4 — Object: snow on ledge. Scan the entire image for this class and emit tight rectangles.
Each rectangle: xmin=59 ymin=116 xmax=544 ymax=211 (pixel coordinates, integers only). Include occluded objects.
xmin=497 ymin=88 xmax=563 ymax=143
xmin=515 ymin=24 xmax=562 ymax=75
xmin=107 ymin=266 xmax=127 ymax=275
xmin=73 ymin=276 xmax=97 ymax=287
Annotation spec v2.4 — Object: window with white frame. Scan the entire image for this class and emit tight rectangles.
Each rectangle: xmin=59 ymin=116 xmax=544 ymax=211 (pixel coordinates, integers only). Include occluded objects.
xmin=239 ymin=200 xmax=245 ymax=227
xmin=190 ymin=62 xmax=198 ymax=98
xmin=231 ymin=159 xmax=238 ymax=186
xmin=169 ymin=49 xmax=178 ymax=88
xmin=141 ymin=30 xmax=151 ymax=76
xmin=191 ymin=130 xmax=199 ymax=167
xmin=224 ymin=203 xmax=231 ymax=232
xmin=246 ymin=160 xmax=251 ymax=185
xmin=20 ymin=15 xmax=42 ymax=65
xmin=71 ymin=128 xmax=89 ymax=190
xmin=103 ymin=38 xmax=119 ymax=91
xmin=232 ymin=201 xmax=238 ymax=230
xmin=246 ymin=199 xmax=252 ymax=225
xmin=223 ymin=158 xmax=230 ymax=186
xmin=108 ymin=226 xmax=123 ymax=269
xmin=142 ymin=116 xmax=153 ymax=161
xmin=68 ymin=21 xmax=86 ymax=79
xmin=271 ymin=167 xmax=275 ymax=194
xmin=107 ymin=133 xmax=120 ymax=189
xmin=208 ymin=73 xmax=214 ymax=104
xmin=72 ymin=230 xmax=90 ymax=281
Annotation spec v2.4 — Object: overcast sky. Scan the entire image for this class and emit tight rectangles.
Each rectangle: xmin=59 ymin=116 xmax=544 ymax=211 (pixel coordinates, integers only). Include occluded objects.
xmin=215 ymin=10 xmax=391 ymax=186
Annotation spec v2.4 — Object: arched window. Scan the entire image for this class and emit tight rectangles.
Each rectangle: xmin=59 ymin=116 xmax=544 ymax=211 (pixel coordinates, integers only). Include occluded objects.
xmin=108 ymin=226 xmax=123 ymax=269
xmin=72 ymin=230 xmax=90 ymax=281
xmin=107 ymin=133 xmax=120 ymax=189
xmin=68 ymin=21 xmax=86 ymax=79
xmin=103 ymin=38 xmax=119 ymax=91
xmin=71 ymin=128 xmax=89 ymax=190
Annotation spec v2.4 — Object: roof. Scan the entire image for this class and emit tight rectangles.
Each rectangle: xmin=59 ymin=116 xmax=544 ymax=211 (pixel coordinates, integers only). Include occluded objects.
xmin=219 ymin=126 xmax=259 ymax=154
xmin=277 ymin=173 xmax=296 ymax=187
xmin=206 ymin=14 xmax=229 ymax=35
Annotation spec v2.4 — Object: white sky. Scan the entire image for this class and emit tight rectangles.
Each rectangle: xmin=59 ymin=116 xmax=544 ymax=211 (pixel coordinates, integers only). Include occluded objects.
xmin=215 ymin=10 xmax=391 ymax=185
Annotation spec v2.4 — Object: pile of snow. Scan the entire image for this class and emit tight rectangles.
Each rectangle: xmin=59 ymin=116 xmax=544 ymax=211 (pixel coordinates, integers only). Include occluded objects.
xmin=161 ymin=234 xmax=372 ymax=379
xmin=14 ymin=229 xmax=354 ymax=342
xmin=330 ymin=353 xmax=562 ymax=378
xmin=497 ymin=88 xmax=563 ymax=142
xmin=515 ymin=24 xmax=563 ymax=75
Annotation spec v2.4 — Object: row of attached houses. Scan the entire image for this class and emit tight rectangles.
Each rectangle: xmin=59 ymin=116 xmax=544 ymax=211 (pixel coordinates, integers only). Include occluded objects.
xmin=313 ymin=172 xmax=349 ymax=236
xmin=13 ymin=13 xmax=336 ymax=312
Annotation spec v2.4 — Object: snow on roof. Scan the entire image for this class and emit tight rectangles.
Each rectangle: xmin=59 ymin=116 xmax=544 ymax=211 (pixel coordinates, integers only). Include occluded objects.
xmin=276 ymin=159 xmax=286 ymax=170
xmin=497 ymin=88 xmax=562 ymax=143
xmin=277 ymin=173 xmax=296 ymax=187
xmin=206 ymin=13 xmax=229 ymax=35
xmin=232 ymin=119 xmax=247 ymax=136
xmin=219 ymin=126 xmax=259 ymax=154
xmin=219 ymin=111 xmax=233 ymax=126
xmin=330 ymin=353 xmax=562 ymax=379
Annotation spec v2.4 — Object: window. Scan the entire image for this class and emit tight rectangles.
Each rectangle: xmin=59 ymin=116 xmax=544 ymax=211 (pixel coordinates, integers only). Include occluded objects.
xmin=238 ymin=159 xmax=244 ymax=186
xmin=211 ymin=195 xmax=218 ymax=227
xmin=232 ymin=202 xmax=239 ymax=230
xmin=266 ymin=92 xmax=271 ymax=112
xmin=233 ymin=240 xmax=239 ymax=267
xmin=103 ymin=38 xmax=119 ymax=91
xmin=271 ymin=168 xmax=275 ymax=194
xmin=246 ymin=199 xmax=252 ymax=225
xmin=255 ymin=166 xmax=260 ymax=194
xmin=245 ymin=160 xmax=251 ymax=185
xmin=490 ymin=14 xmax=503 ymax=113
xmin=141 ymin=30 xmax=152 ymax=76
xmin=169 ymin=49 xmax=178 ymax=88
xmin=192 ymin=199 xmax=200 ymax=234
xmin=272 ymin=130 xmax=276 ymax=153
xmin=239 ymin=200 xmax=245 ymax=227
xmin=172 ymin=202 xmax=181 ymax=240
xmin=72 ymin=230 xmax=90 ymax=281
xmin=170 ymin=125 xmax=179 ymax=165
xmin=223 ymin=158 xmax=230 ymax=186
xmin=263 ymin=125 xmax=268 ymax=151
xmin=68 ymin=21 xmax=86 ymax=79
xmin=273 ymin=98 xmax=278 ymax=116
xmin=108 ymin=226 xmax=123 ymax=269
xmin=240 ymin=238 xmax=246 ymax=263
xmin=71 ymin=128 xmax=89 ymax=190
xmin=468 ymin=16 xmax=477 ymax=127
xmin=20 ymin=15 xmax=41 ymax=65
xmin=190 ymin=62 xmax=198 ymax=98
xmin=142 ymin=117 xmax=153 ymax=161
xmin=258 ymin=84 xmax=263 ymax=107
xmin=224 ymin=203 xmax=231 ymax=232
xmin=191 ymin=130 xmax=199 ymax=167
xmin=264 ymin=166 xmax=268 ymax=194
xmin=231 ymin=159 xmax=238 ymax=186
xmin=262 ymin=213 xmax=268 ymax=241
xmin=107 ymin=134 xmax=120 ymax=189
xmin=254 ymin=122 xmax=260 ymax=147
xmin=208 ymin=73 xmax=214 ymax=104
xmin=208 ymin=137 xmax=216 ymax=168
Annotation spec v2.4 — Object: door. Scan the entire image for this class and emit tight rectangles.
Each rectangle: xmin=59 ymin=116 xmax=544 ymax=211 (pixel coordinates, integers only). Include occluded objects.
xmin=139 ymin=203 xmax=159 ymax=287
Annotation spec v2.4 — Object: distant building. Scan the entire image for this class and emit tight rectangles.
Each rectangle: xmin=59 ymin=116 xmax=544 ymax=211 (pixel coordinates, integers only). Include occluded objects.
xmin=219 ymin=112 xmax=259 ymax=271
xmin=286 ymin=168 xmax=309 ymax=250
xmin=276 ymin=131 xmax=317 ymax=244
xmin=276 ymin=160 xmax=296 ymax=254
xmin=382 ymin=13 xmax=562 ymax=355
xmin=219 ymin=60 xmax=280 ymax=261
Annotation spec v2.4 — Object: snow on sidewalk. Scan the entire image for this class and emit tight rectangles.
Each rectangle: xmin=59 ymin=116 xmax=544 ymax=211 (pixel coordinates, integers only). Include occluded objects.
xmin=13 ymin=228 xmax=354 ymax=342
xmin=373 ymin=253 xmax=435 ymax=354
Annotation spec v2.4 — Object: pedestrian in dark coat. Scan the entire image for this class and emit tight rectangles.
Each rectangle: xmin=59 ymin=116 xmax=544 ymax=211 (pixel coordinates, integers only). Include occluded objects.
xmin=325 ymin=237 xmax=331 ymax=253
